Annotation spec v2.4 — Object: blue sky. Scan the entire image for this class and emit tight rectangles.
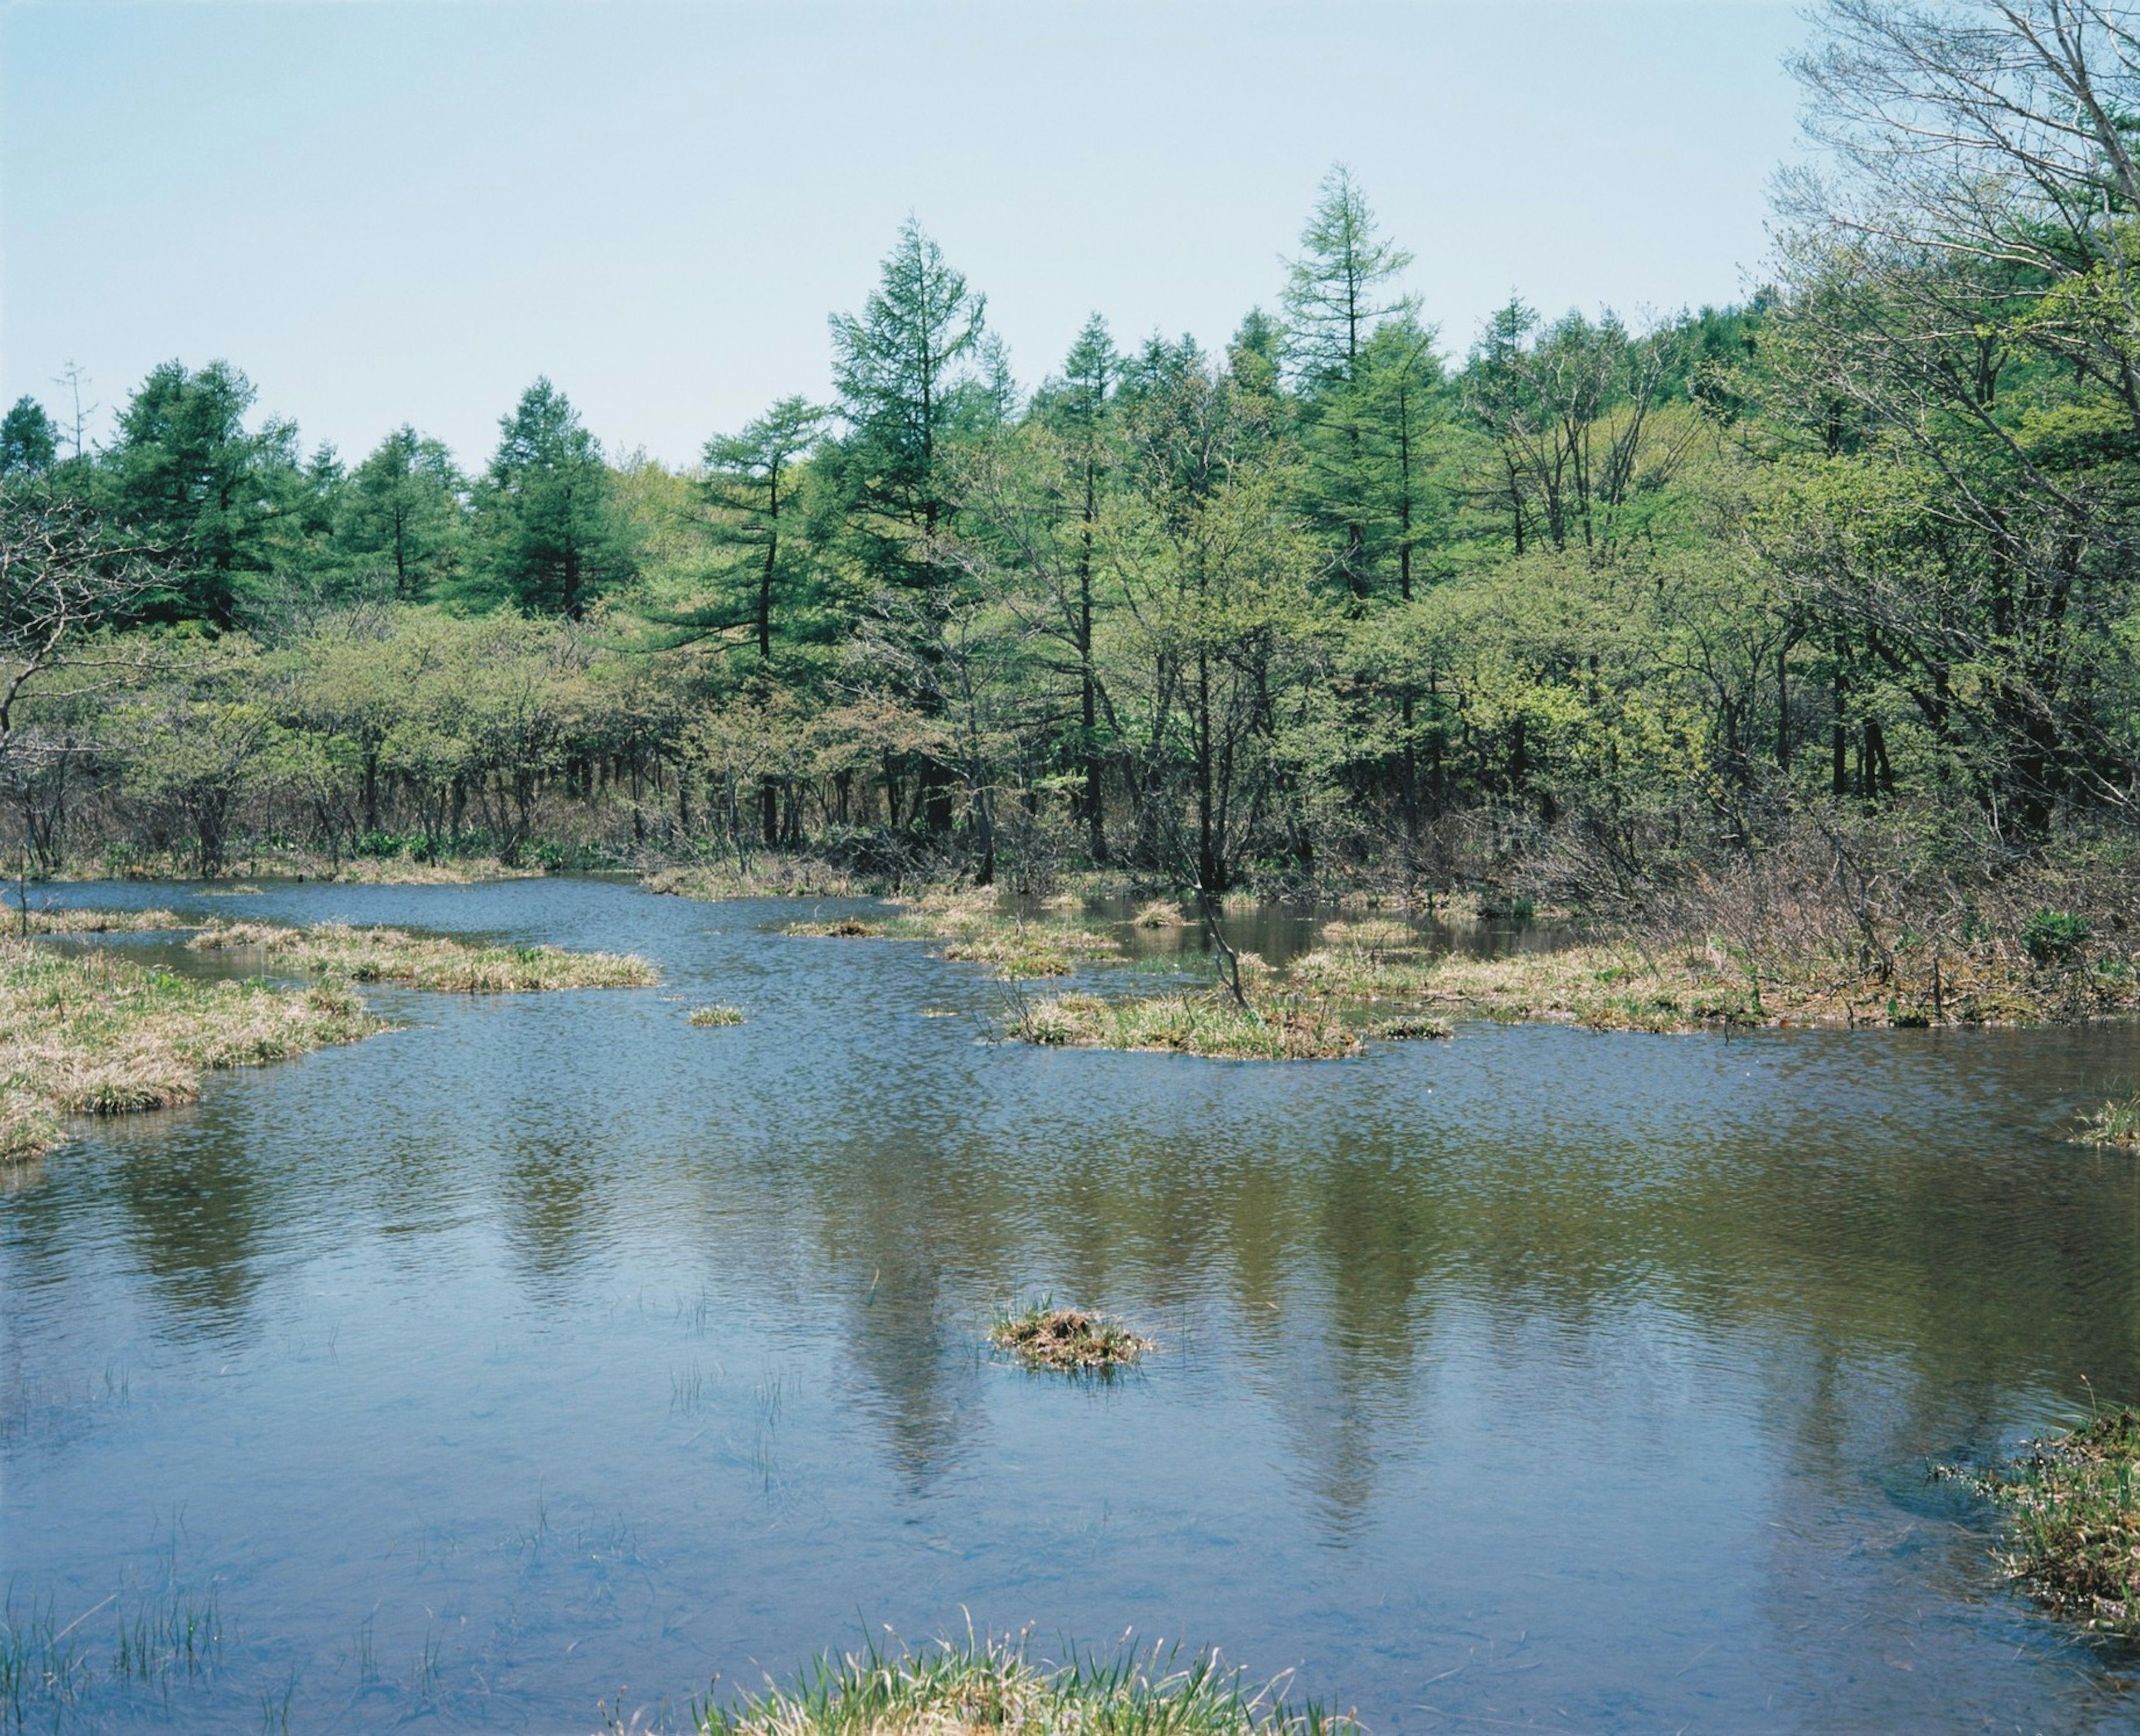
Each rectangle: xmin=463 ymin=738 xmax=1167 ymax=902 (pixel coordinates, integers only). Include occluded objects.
xmin=1 ymin=2 xmax=1811 ymax=468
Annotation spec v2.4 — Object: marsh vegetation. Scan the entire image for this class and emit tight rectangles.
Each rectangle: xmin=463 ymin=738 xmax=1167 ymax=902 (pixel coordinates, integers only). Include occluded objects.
xmin=0 ymin=938 xmax=382 ymax=1161
xmin=694 ymin=1634 xmax=1341 ymax=1736
xmin=988 ymin=1304 xmax=1153 ymax=1372
xmin=187 ymin=919 xmax=656 ymax=992
xmin=1946 ymin=1406 xmax=2140 ymax=1639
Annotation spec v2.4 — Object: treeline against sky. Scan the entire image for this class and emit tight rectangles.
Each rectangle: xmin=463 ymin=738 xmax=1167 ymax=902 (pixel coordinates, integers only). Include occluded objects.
xmin=6 ymin=0 xmax=2140 ymax=896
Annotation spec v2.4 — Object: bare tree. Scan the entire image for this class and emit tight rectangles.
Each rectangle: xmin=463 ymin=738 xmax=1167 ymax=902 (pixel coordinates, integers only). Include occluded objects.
xmin=0 ymin=484 xmax=153 ymax=874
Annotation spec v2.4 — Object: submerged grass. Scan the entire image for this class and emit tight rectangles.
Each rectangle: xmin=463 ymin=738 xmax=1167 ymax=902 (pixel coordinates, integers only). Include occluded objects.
xmin=989 ymin=1302 xmax=1153 ymax=1372
xmin=695 ymin=1631 xmax=1347 ymax=1736
xmin=187 ymin=920 xmax=657 ymax=991
xmin=689 ymin=1004 xmax=746 ymax=1027
xmin=1946 ymin=1404 xmax=2140 ymax=1637
xmin=0 ymin=938 xmax=383 ymax=1161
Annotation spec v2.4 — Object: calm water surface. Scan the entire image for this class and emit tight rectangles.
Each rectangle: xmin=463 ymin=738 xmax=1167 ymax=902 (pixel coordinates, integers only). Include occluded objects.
xmin=7 ymin=878 xmax=2140 ymax=1734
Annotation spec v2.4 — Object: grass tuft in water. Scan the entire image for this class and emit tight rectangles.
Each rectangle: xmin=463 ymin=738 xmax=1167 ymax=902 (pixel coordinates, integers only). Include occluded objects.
xmin=782 ymin=917 xmax=884 ymax=939
xmin=5 ymin=907 xmax=189 ymax=936
xmin=1369 ymin=1015 xmax=1451 ymax=1042
xmin=1132 ymin=899 xmax=1189 ymax=929
xmin=188 ymin=920 xmax=656 ymax=991
xmin=689 ymin=1005 xmax=746 ymax=1027
xmin=1007 ymin=990 xmax=1358 ymax=1061
xmin=694 ymin=1631 xmax=1346 ymax=1736
xmin=2073 ymin=1094 xmax=2140 ymax=1147
xmin=989 ymin=1301 xmax=1153 ymax=1371
xmin=1944 ymin=1402 xmax=2140 ymax=1636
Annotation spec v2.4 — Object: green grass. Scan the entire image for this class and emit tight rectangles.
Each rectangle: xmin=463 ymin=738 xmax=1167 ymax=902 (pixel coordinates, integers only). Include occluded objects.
xmin=989 ymin=1301 xmax=1153 ymax=1372
xmin=1368 ymin=1015 xmax=1451 ymax=1041
xmin=1008 ymin=990 xmax=1359 ymax=1061
xmin=694 ymin=1631 xmax=1349 ymax=1736
xmin=781 ymin=916 xmax=886 ymax=938
xmin=188 ymin=920 xmax=657 ymax=991
xmin=689 ymin=1004 xmax=746 ymax=1027
xmin=1947 ymin=1404 xmax=2140 ymax=1636
xmin=2073 ymin=1093 xmax=2140 ymax=1147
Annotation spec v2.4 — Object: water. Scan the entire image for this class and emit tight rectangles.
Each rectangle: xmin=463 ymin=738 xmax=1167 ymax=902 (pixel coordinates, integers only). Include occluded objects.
xmin=6 ymin=877 xmax=2140 ymax=1734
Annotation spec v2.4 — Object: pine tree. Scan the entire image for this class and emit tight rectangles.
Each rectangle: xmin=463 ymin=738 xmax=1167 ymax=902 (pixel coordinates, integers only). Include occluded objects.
xmin=0 ymin=398 xmax=59 ymax=476
xmin=476 ymin=380 xmax=632 ymax=620
xmin=826 ymin=219 xmax=993 ymax=831
xmin=1281 ymin=167 xmax=1418 ymax=598
xmin=338 ymin=426 xmax=466 ymax=599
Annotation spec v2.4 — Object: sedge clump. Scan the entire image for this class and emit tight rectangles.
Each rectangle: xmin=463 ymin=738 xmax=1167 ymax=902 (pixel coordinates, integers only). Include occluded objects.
xmin=989 ymin=1302 xmax=1152 ymax=1372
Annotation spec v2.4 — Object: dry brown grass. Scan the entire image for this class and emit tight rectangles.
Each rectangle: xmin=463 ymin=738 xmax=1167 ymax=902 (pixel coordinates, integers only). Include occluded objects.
xmin=647 ymin=860 xmax=874 ymax=900
xmin=187 ymin=920 xmax=658 ymax=991
xmin=0 ymin=939 xmax=384 ymax=1161
xmin=9 ymin=906 xmax=189 ymax=935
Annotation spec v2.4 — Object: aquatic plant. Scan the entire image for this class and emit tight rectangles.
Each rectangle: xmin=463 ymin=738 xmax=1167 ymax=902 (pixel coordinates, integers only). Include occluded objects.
xmin=188 ymin=920 xmax=656 ymax=991
xmin=990 ymin=1302 xmax=1152 ymax=1371
xmin=2073 ymin=1093 xmax=2140 ymax=1147
xmin=689 ymin=1005 xmax=746 ymax=1027
xmin=1370 ymin=1015 xmax=1451 ymax=1041
xmin=1133 ymin=898 xmax=1189 ymax=928
xmin=1948 ymin=1403 xmax=2140 ymax=1637
xmin=693 ymin=1631 xmax=1346 ymax=1736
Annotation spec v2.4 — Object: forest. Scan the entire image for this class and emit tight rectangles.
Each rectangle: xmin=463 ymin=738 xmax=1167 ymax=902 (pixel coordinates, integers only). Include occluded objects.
xmin=7 ymin=2 xmax=2140 ymax=955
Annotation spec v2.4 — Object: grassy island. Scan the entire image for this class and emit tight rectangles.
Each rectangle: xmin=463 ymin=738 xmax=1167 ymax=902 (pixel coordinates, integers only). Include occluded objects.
xmin=187 ymin=920 xmax=656 ymax=991
xmin=2 ymin=915 xmax=659 ymax=1162
xmin=696 ymin=1634 xmax=1345 ymax=1736
xmin=0 ymin=940 xmax=382 ymax=1161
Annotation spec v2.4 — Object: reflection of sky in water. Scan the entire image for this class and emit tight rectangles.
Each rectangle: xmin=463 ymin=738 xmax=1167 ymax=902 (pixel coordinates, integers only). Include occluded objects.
xmin=6 ymin=878 xmax=2140 ymax=1732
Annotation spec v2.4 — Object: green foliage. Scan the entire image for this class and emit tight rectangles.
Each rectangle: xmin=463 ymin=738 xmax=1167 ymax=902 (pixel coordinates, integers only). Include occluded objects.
xmin=337 ymin=425 xmax=465 ymax=599
xmin=0 ymin=397 xmax=58 ymax=476
xmin=100 ymin=359 xmax=302 ymax=626
xmin=473 ymin=378 xmax=634 ymax=619
xmin=2022 ymin=910 xmax=2092 ymax=967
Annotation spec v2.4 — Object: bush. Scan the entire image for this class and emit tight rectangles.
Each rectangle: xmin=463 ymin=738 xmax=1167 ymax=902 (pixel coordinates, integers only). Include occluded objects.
xmin=2024 ymin=909 xmax=2093 ymax=966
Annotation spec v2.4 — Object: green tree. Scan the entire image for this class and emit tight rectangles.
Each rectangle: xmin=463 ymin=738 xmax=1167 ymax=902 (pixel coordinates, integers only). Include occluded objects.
xmin=101 ymin=360 xmax=301 ymax=627
xmin=828 ymin=218 xmax=994 ymax=833
xmin=1282 ymin=166 xmax=1418 ymax=597
xmin=0 ymin=398 xmax=59 ymax=476
xmin=689 ymin=396 xmax=828 ymax=663
xmin=475 ymin=380 xmax=632 ymax=620
xmin=337 ymin=426 xmax=465 ymax=599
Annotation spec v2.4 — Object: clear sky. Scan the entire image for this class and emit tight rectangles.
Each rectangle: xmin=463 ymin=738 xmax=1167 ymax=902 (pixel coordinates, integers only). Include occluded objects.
xmin=1 ymin=1 xmax=1812 ymax=469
